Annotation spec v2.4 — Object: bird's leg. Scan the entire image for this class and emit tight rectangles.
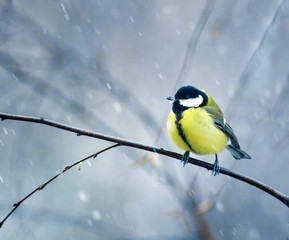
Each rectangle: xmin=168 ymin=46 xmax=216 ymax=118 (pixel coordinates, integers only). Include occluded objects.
xmin=182 ymin=151 xmax=190 ymax=167
xmin=212 ymin=154 xmax=220 ymax=176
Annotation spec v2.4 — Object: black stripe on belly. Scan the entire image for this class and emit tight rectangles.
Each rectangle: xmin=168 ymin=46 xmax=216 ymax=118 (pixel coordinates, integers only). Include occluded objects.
xmin=175 ymin=113 xmax=194 ymax=152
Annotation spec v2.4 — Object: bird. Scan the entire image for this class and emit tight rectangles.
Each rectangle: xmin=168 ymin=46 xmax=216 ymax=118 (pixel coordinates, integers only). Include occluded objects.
xmin=167 ymin=85 xmax=251 ymax=175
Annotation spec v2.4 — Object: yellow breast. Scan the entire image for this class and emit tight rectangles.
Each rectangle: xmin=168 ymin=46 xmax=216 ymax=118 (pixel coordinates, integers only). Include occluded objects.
xmin=167 ymin=108 xmax=229 ymax=155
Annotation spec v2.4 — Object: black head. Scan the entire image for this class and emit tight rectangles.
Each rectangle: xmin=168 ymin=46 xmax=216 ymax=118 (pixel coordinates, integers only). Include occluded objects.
xmin=167 ymin=85 xmax=208 ymax=114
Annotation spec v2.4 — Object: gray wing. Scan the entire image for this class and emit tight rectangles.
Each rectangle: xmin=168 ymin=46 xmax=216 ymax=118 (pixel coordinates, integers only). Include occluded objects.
xmin=214 ymin=119 xmax=252 ymax=159
xmin=213 ymin=119 xmax=240 ymax=149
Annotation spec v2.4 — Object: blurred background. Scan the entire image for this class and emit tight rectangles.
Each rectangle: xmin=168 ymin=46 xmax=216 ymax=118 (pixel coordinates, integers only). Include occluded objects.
xmin=0 ymin=0 xmax=289 ymax=239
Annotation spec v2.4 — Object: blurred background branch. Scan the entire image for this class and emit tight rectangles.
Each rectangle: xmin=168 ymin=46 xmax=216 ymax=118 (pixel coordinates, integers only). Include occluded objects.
xmin=226 ymin=0 xmax=286 ymax=118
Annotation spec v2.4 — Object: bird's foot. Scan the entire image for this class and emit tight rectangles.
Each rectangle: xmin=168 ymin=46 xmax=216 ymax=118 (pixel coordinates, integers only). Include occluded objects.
xmin=182 ymin=151 xmax=190 ymax=167
xmin=212 ymin=154 xmax=220 ymax=176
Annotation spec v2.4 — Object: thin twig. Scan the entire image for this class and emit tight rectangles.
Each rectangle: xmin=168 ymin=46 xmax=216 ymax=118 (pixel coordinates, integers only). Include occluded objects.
xmin=173 ymin=0 xmax=216 ymax=90
xmin=0 ymin=112 xmax=289 ymax=209
xmin=0 ymin=143 xmax=120 ymax=228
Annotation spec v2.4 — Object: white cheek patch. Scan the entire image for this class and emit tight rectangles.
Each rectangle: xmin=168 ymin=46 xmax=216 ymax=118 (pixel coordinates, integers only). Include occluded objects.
xmin=179 ymin=95 xmax=203 ymax=107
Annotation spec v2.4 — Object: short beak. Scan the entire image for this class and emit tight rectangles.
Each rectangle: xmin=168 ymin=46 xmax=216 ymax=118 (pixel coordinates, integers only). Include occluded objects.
xmin=166 ymin=96 xmax=175 ymax=101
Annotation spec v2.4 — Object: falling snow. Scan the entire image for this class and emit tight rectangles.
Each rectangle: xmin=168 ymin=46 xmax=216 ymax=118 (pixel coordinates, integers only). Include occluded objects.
xmin=3 ymin=127 xmax=8 ymax=135
xmin=60 ymin=3 xmax=70 ymax=21
xmin=113 ymin=102 xmax=122 ymax=113
xmin=106 ymin=83 xmax=111 ymax=89
xmin=66 ymin=115 xmax=72 ymax=123
xmin=91 ymin=210 xmax=102 ymax=221
xmin=86 ymin=160 xmax=92 ymax=167
xmin=78 ymin=191 xmax=89 ymax=202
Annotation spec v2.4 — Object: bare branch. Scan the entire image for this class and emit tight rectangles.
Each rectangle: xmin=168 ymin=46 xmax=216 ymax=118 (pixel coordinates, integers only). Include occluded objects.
xmin=0 ymin=111 xmax=288 ymax=210
xmin=0 ymin=143 xmax=120 ymax=228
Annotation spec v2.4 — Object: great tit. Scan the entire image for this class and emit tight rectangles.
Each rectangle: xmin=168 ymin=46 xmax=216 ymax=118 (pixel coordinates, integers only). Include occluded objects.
xmin=167 ymin=85 xmax=251 ymax=175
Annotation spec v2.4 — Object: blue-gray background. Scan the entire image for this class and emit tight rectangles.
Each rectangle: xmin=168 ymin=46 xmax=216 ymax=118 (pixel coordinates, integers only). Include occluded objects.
xmin=0 ymin=0 xmax=289 ymax=239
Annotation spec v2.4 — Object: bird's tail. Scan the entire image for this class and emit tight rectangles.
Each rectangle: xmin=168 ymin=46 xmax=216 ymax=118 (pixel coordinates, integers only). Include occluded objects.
xmin=227 ymin=144 xmax=251 ymax=160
